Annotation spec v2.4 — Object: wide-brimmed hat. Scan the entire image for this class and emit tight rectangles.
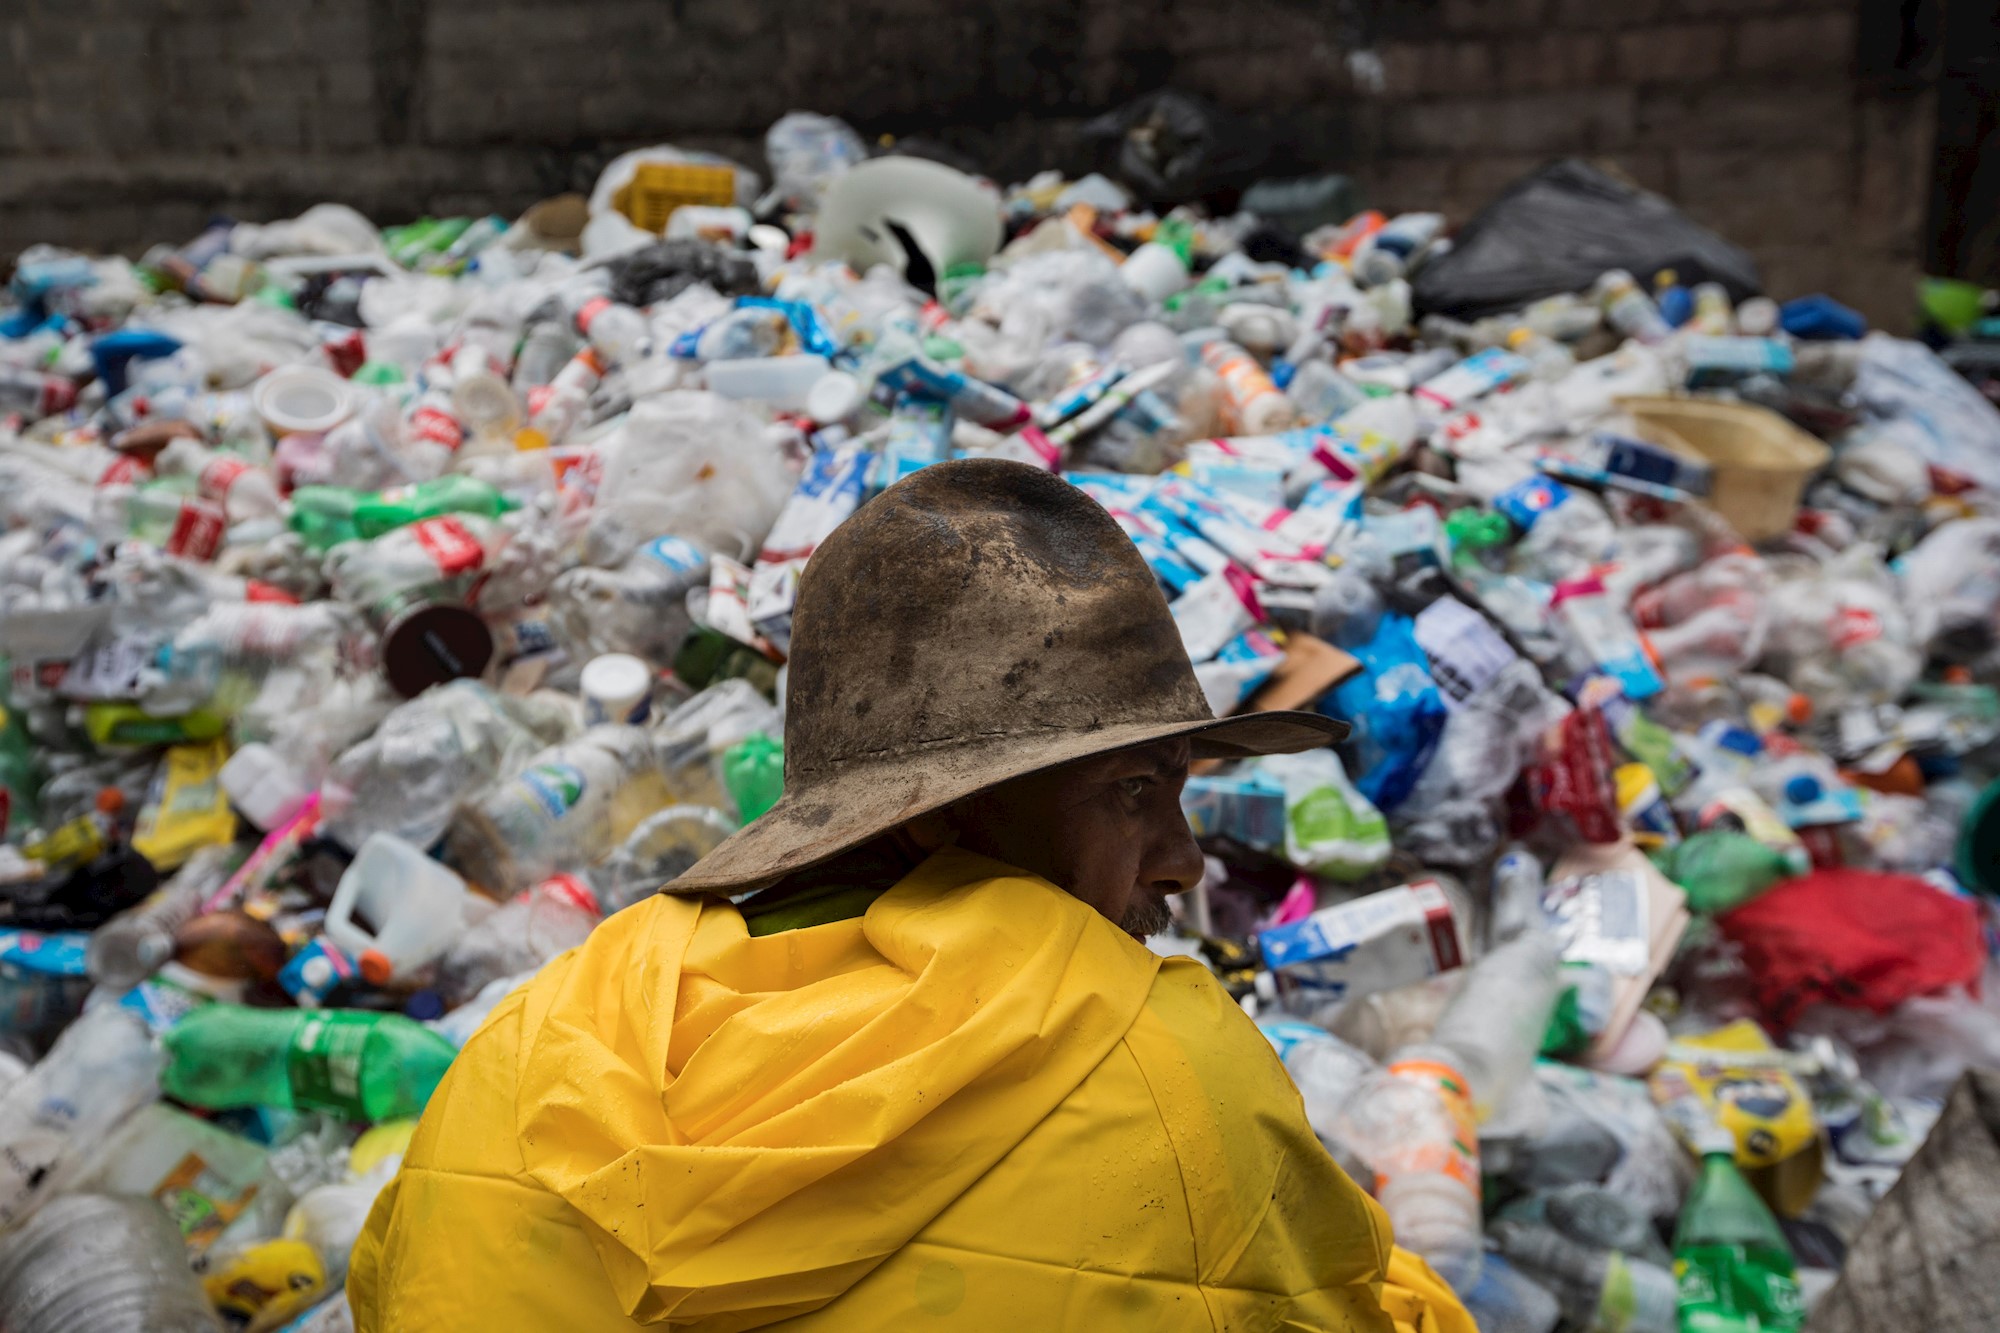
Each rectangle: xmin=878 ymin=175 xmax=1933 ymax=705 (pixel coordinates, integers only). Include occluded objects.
xmin=669 ymin=458 xmax=1347 ymax=896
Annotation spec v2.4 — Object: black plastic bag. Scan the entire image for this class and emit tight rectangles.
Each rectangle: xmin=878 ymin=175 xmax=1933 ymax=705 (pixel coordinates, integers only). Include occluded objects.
xmin=1412 ymin=159 xmax=1761 ymax=321
xmin=1082 ymin=90 xmax=1272 ymax=208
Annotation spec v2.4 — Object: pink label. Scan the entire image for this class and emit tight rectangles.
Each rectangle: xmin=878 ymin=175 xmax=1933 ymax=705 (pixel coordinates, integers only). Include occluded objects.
xmin=411 ymin=517 xmax=484 ymax=576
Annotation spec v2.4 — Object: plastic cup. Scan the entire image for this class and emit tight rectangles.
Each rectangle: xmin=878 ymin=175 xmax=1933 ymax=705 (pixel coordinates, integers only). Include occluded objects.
xmin=252 ymin=365 xmax=355 ymax=436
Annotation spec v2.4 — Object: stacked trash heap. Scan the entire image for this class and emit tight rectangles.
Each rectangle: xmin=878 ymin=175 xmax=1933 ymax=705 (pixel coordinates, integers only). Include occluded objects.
xmin=3 ymin=112 xmax=2000 ymax=1332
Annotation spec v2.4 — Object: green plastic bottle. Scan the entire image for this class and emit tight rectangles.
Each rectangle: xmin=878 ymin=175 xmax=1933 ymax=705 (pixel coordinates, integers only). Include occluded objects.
xmin=353 ymin=475 xmax=514 ymax=540
xmin=723 ymin=733 xmax=785 ymax=823
xmin=1672 ymin=1127 xmax=1804 ymax=1332
xmin=1655 ymin=831 xmax=1804 ymax=914
xmin=162 ymin=1004 xmax=457 ymax=1122
xmin=0 ymin=672 xmax=42 ymax=840
xmin=289 ymin=485 xmax=365 ymax=551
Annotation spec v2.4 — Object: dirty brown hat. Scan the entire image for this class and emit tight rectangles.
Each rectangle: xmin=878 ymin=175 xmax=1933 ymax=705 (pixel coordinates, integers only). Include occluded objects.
xmin=670 ymin=458 xmax=1348 ymax=896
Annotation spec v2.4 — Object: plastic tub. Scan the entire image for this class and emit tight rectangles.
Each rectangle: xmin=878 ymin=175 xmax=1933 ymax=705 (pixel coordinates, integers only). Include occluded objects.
xmin=1617 ymin=396 xmax=1830 ymax=542
xmin=252 ymin=365 xmax=355 ymax=436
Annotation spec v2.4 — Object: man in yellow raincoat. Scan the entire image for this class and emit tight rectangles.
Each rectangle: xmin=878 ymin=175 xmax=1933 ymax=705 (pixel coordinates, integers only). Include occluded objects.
xmin=351 ymin=459 xmax=1474 ymax=1332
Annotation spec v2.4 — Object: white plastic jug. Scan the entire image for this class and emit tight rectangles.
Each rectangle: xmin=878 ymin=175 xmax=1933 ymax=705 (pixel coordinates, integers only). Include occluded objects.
xmin=323 ymin=833 xmax=473 ymax=985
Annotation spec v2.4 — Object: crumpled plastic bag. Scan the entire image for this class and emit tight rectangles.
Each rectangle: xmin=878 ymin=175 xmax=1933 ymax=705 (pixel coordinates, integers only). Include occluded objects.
xmin=1327 ymin=609 xmax=1447 ymax=812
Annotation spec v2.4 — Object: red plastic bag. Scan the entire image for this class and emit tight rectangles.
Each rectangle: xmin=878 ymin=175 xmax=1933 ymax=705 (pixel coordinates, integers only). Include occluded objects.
xmin=1718 ymin=869 xmax=1986 ymax=1032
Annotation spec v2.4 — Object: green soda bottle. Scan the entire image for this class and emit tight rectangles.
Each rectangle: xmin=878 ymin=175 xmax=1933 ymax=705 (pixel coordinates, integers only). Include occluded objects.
xmin=723 ymin=733 xmax=785 ymax=823
xmin=0 ymin=671 xmax=42 ymax=839
xmin=1655 ymin=831 xmax=1805 ymax=914
xmin=162 ymin=1004 xmax=457 ymax=1122
xmin=353 ymin=475 xmax=513 ymax=540
xmin=289 ymin=485 xmax=365 ymax=550
xmin=1672 ymin=1127 xmax=1804 ymax=1332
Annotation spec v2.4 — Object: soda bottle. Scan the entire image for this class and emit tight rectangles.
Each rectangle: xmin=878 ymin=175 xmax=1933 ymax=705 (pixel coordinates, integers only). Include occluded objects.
xmin=153 ymin=436 xmax=283 ymax=523
xmin=1423 ymin=930 xmax=1566 ymax=1120
xmin=0 ymin=677 xmax=42 ymax=840
xmin=597 ymin=805 xmax=736 ymax=913
xmin=288 ymin=485 xmax=366 ymax=550
xmin=352 ymin=473 xmax=513 ymax=540
xmin=95 ymin=483 xmax=228 ymax=560
xmin=1338 ymin=1050 xmax=1484 ymax=1291
xmin=0 ymin=1194 xmax=222 ymax=1333
xmin=0 ymin=364 xmax=79 ymax=419
xmin=722 ymin=732 xmax=784 ymax=822
xmin=162 ymin=1004 xmax=457 ymax=1122
xmin=445 ymin=725 xmax=666 ymax=895
xmin=1654 ymin=831 xmax=1802 ymax=914
xmin=432 ymin=873 xmax=601 ymax=1005
xmin=1492 ymin=1222 xmax=1677 ymax=1333
xmin=86 ymin=841 xmax=237 ymax=991
xmin=0 ymin=1007 xmax=164 ymax=1228
xmin=1672 ymin=1126 xmax=1805 ymax=1332
xmin=548 ymin=534 xmax=713 ymax=668
xmin=1594 ymin=269 xmax=1672 ymax=345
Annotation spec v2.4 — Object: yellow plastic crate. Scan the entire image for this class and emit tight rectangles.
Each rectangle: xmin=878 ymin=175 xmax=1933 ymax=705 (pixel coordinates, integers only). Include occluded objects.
xmin=614 ymin=162 xmax=738 ymax=234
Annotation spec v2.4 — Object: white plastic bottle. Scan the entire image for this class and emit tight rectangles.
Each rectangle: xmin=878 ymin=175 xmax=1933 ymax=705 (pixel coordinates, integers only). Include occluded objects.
xmin=322 ymin=832 xmax=477 ymax=985
xmin=0 ymin=1007 xmax=164 ymax=1229
xmin=153 ymin=436 xmax=283 ymax=523
xmin=445 ymin=725 xmax=662 ymax=895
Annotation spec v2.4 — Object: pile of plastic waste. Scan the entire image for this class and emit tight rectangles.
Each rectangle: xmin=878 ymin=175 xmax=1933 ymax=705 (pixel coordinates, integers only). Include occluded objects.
xmin=3 ymin=110 xmax=2000 ymax=1331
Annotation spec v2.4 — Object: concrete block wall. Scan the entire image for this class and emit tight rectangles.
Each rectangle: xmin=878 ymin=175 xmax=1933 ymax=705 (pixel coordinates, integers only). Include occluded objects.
xmin=0 ymin=0 xmax=1936 ymax=327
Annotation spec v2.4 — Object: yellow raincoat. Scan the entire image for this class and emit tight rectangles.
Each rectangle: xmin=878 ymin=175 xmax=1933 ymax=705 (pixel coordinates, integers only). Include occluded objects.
xmin=350 ymin=848 xmax=1472 ymax=1332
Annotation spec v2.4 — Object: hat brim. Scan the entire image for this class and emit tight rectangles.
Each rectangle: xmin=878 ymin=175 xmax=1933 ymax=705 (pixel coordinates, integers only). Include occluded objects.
xmin=666 ymin=709 xmax=1348 ymax=897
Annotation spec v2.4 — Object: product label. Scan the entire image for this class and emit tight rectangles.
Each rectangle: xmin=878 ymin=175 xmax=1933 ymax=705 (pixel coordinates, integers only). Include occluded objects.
xmin=1674 ymin=1246 xmax=1804 ymax=1332
xmin=1258 ymin=881 xmax=1462 ymax=999
xmin=198 ymin=455 xmax=250 ymax=500
xmin=166 ymin=500 xmax=226 ymax=560
xmin=1543 ymin=869 xmax=1652 ymax=975
xmin=1382 ymin=1057 xmax=1481 ymax=1191
xmin=409 ymin=403 xmax=464 ymax=452
xmin=286 ymin=1011 xmax=376 ymax=1117
xmin=642 ymin=535 xmax=707 ymax=574
xmin=411 ymin=517 xmax=485 ymax=577
xmin=519 ymin=762 xmax=586 ymax=821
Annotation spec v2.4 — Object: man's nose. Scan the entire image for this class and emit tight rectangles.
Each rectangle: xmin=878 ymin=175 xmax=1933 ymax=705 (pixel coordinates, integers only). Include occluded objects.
xmin=1147 ymin=811 xmax=1206 ymax=896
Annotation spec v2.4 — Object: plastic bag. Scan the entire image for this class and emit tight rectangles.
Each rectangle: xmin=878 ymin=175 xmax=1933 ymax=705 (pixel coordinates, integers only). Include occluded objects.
xmin=1412 ymin=159 xmax=1760 ymax=321
xmin=1327 ymin=610 xmax=1448 ymax=812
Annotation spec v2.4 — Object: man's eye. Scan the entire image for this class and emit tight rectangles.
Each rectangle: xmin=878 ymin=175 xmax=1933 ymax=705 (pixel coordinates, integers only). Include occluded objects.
xmin=1117 ymin=777 xmax=1151 ymax=801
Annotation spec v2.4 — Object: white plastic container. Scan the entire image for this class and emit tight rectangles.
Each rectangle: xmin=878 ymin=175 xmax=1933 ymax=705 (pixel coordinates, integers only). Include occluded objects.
xmin=219 ymin=742 xmax=314 ymax=833
xmin=1121 ymin=241 xmax=1191 ymax=302
xmin=251 ymin=364 xmax=354 ymax=436
xmin=580 ymin=653 xmax=653 ymax=726
xmin=323 ymin=832 xmax=475 ymax=985
xmin=705 ymin=354 xmax=832 ymax=410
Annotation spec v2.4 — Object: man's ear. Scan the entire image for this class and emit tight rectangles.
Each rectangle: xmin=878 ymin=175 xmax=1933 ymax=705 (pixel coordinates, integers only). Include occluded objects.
xmin=899 ymin=808 xmax=959 ymax=854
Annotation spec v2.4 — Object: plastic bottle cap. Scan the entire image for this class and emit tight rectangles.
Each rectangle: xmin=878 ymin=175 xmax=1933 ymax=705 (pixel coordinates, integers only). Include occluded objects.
xmin=252 ymin=364 xmax=355 ymax=435
xmin=1786 ymin=693 xmax=1814 ymax=726
xmin=96 ymin=787 xmax=125 ymax=814
xmin=301 ymin=955 xmax=333 ymax=988
xmin=580 ymin=653 xmax=653 ymax=725
xmin=1784 ymin=774 xmax=1822 ymax=804
xmin=806 ymin=371 xmax=863 ymax=425
xmin=359 ymin=949 xmax=395 ymax=985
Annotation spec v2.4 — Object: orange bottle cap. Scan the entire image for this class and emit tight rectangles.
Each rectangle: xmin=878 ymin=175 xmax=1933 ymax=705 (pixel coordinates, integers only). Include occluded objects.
xmin=358 ymin=949 xmax=394 ymax=986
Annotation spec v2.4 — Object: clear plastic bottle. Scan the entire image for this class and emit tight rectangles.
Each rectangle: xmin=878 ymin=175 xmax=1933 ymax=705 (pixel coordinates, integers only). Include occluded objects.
xmin=597 ymin=804 xmax=737 ymax=913
xmin=1594 ymin=269 xmax=1672 ymax=345
xmin=445 ymin=724 xmax=665 ymax=895
xmin=86 ymin=841 xmax=237 ymax=991
xmin=548 ymin=535 xmax=712 ymax=668
xmin=0 ymin=1194 xmax=222 ymax=1333
xmin=431 ymin=874 xmax=601 ymax=1005
xmin=1427 ymin=929 xmax=1566 ymax=1121
xmin=1491 ymin=1222 xmax=1677 ymax=1333
xmin=1339 ymin=1051 xmax=1484 ymax=1290
xmin=0 ymin=1006 xmax=164 ymax=1228
xmin=153 ymin=436 xmax=284 ymax=523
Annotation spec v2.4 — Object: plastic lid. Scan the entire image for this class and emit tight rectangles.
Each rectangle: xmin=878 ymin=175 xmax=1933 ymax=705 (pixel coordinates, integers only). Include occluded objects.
xmin=96 ymin=787 xmax=125 ymax=814
xmin=581 ymin=653 xmax=651 ymax=707
xmin=1784 ymin=773 xmax=1823 ymax=804
xmin=380 ymin=602 xmax=495 ymax=699
xmin=806 ymin=371 xmax=863 ymax=424
xmin=252 ymin=364 xmax=355 ymax=435
xmin=359 ymin=948 xmax=394 ymax=985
